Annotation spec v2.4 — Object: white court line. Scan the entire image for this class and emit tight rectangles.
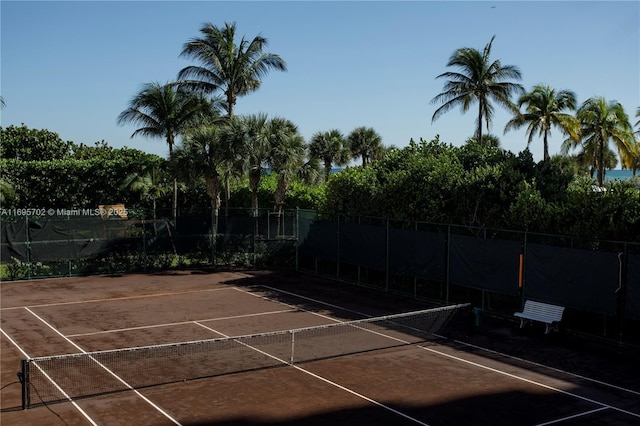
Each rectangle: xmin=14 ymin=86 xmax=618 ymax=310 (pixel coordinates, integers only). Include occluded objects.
xmin=240 ymin=285 xmax=372 ymax=317
xmin=416 ymin=343 xmax=640 ymax=420
xmin=234 ymin=285 xmax=361 ymax=324
xmin=535 ymin=407 xmax=609 ymax=425
xmin=193 ymin=321 xmax=430 ymax=426
xmin=0 ymin=286 xmax=233 ymax=311
xmin=439 ymin=337 xmax=640 ymax=398
xmin=254 ymin=284 xmax=640 ymax=399
xmin=241 ymin=284 xmax=640 ymax=421
xmin=0 ymin=327 xmax=98 ymax=425
xmin=67 ymin=308 xmax=298 ymax=337
xmin=23 ymin=307 xmax=182 ymax=426
xmin=10 ymin=281 xmax=638 ymax=425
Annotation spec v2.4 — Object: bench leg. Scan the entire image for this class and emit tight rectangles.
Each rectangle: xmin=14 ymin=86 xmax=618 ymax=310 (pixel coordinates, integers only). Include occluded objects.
xmin=519 ymin=318 xmax=525 ymax=328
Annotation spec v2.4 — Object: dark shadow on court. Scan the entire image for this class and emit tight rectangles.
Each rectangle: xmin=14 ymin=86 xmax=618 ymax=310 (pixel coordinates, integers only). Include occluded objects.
xmin=180 ymin=388 xmax=638 ymax=426
xmin=224 ymin=270 xmax=640 ymax=393
xmin=223 ymin=269 xmax=441 ymax=321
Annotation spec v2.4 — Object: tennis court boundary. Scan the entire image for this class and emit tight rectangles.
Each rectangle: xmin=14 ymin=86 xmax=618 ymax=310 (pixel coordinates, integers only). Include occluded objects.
xmin=19 ymin=303 xmax=467 ymax=413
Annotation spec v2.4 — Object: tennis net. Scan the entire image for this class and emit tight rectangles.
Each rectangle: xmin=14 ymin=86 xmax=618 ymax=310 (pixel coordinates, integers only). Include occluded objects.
xmin=20 ymin=303 xmax=469 ymax=409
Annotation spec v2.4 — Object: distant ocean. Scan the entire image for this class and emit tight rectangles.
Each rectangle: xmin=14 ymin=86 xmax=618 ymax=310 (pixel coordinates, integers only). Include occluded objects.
xmin=605 ymin=169 xmax=637 ymax=181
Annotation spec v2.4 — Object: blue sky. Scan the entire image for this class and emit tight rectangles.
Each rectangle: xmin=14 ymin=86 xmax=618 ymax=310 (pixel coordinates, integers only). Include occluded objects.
xmin=1 ymin=1 xmax=639 ymax=163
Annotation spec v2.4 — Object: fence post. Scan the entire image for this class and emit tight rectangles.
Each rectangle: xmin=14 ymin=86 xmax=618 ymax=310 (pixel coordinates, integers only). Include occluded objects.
xmin=295 ymin=208 xmax=299 ymax=272
xmin=445 ymin=224 xmax=451 ymax=304
xmin=385 ymin=218 xmax=389 ymax=292
xmin=211 ymin=206 xmax=218 ymax=266
xmin=67 ymin=215 xmax=72 ymax=277
xmin=142 ymin=218 xmax=147 ymax=273
xmin=617 ymin=243 xmax=628 ymax=343
xmin=336 ymin=214 xmax=340 ymax=280
xmin=414 ymin=221 xmax=418 ymax=298
xmin=521 ymin=232 xmax=528 ymax=306
xmin=25 ymin=215 xmax=31 ymax=280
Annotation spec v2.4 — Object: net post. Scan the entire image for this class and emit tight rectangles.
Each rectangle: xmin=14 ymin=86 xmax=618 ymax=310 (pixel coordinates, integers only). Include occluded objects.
xmin=290 ymin=330 xmax=295 ymax=365
xmin=19 ymin=359 xmax=29 ymax=410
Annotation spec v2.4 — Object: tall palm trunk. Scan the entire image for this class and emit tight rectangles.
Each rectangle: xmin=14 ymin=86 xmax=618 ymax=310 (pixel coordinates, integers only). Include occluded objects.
xmin=597 ymin=139 xmax=606 ymax=186
xmin=477 ymin=101 xmax=484 ymax=146
xmin=166 ymin=133 xmax=175 ymax=156
xmin=274 ymin=177 xmax=289 ymax=237
xmin=543 ymin=130 xmax=549 ymax=162
xmin=249 ymin=169 xmax=260 ymax=217
xmin=226 ymin=90 xmax=236 ymax=119
xmin=324 ymin=160 xmax=332 ymax=182
xmin=206 ymin=174 xmax=222 ymax=263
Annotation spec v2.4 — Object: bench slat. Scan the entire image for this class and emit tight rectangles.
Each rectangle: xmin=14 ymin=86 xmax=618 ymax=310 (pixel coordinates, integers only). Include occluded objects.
xmin=514 ymin=300 xmax=565 ymax=334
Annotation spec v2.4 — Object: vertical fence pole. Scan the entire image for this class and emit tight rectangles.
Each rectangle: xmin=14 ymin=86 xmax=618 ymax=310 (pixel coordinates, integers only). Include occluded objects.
xmin=445 ymin=225 xmax=451 ymax=304
xmin=211 ymin=206 xmax=217 ymax=266
xmin=336 ymin=214 xmax=340 ymax=280
xmin=295 ymin=208 xmax=299 ymax=272
xmin=67 ymin=215 xmax=71 ymax=277
xmin=25 ymin=215 xmax=31 ymax=280
xmin=414 ymin=220 xmax=418 ymax=298
xmin=617 ymin=243 xmax=628 ymax=343
xmin=142 ymin=218 xmax=147 ymax=273
xmin=385 ymin=218 xmax=390 ymax=292
xmin=521 ymin=232 xmax=528 ymax=306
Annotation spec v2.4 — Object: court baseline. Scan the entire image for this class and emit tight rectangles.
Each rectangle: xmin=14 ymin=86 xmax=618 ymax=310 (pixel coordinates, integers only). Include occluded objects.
xmin=22 ymin=307 xmax=183 ymax=426
xmin=5 ymin=281 xmax=639 ymax=425
xmin=248 ymin=284 xmax=640 ymax=424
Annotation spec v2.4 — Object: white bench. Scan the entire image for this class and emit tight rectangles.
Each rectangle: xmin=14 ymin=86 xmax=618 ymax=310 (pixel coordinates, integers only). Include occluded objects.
xmin=514 ymin=300 xmax=564 ymax=334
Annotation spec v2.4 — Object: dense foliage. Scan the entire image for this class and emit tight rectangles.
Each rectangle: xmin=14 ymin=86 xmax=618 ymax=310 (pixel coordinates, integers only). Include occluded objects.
xmin=323 ymin=137 xmax=640 ymax=241
xmin=0 ymin=124 xmax=324 ymax=214
xmin=1 ymin=125 xmax=164 ymax=209
xmin=2 ymin=124 xmax=638 ymax=243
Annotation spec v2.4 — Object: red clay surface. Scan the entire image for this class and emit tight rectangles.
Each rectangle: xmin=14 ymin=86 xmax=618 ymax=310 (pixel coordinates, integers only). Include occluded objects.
xmin=2 ymin=270 xmax=639 ymax=425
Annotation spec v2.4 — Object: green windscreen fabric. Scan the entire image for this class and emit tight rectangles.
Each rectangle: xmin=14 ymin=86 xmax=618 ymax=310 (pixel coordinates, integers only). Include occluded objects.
xmin=1 ymin=220 xmax=28 ymax=262
xmin=28 ymin=218 xmax=126 ymax=262
xmin=525 ymin=243 xmax=619 ymax=315
xmin=626 ymin=254 xmax=640 ymax=320
xmin=297 ymin=218 xmax=339 ymax=261
xmin=338 ymin=222 xmax=385 ymax=270
xmin=449 ymin=234 xmax=521 ymax=295
xmin=388 ymin=228 xmax=445 ymax=281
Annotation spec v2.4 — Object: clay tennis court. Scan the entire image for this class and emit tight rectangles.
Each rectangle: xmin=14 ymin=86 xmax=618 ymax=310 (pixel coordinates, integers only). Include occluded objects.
xmin=2 ymin=270 xmax=639 ymax=425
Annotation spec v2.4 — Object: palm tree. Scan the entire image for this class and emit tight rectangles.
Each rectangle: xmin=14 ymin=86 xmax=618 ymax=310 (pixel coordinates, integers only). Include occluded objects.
xmin=178 ymin=21 xmax=287 ymax=119
xmin=222 ymin=113 xmax=270 ymax=216
xmin=174 ymin=126 xmax=231 ymax=236
xmin=431 ymin=35 xmax=524 ymax=146
xmin=267 ymin=119 xmax=307 ymax=238
xmin=309 ymin=129 xmax=350 ymax=182
xmin=465 ymin=133 xmax=501 ymax=148
xmin=120 ymin=163 xmax=170 ymax=234
xmin=0 ymin=96 xmax=5 ymax=108
xmin=563 ymin=97 xmax=635 ymax=185
xmin=117 ymin=82 xmax=212 ymax=156
xmin=348 ymin=127 xmax=383 ymax=167
xmin=632 ymin=107 xmax=640 ymax=175
xmin=504 ymin=84 xmax=580 ymax=161
xmin=568 ymin=147 xmax=618 ymax=179
xmin=267 ymin=118 xmax=306 ymax=224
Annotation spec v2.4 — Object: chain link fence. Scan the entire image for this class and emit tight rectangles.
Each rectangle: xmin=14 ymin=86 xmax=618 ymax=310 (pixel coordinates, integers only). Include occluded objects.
xmin=1 ymin=208 xmax=297 ymax=279
xmin=295 ymin=210 xmax=640 ymax=345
